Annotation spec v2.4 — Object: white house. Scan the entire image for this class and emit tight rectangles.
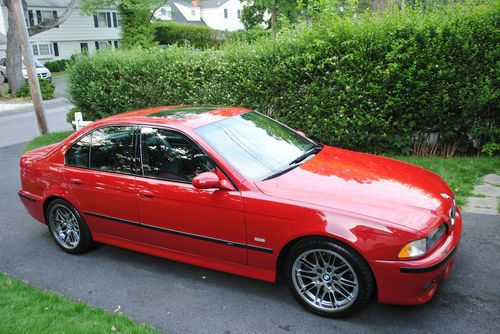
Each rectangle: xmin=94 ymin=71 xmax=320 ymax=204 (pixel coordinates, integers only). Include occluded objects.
xmin=154 ymin=0 xmax=246 ymax=32
xmin=0 ymin=0 xmax=121 ymax=62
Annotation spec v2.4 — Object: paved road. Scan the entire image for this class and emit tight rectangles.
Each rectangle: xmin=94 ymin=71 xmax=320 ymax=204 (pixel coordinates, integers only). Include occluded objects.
xmin=0 ymin=99 xmax=73 ymax=147
xmin=1 ymin=143 xmax=499 ymax=334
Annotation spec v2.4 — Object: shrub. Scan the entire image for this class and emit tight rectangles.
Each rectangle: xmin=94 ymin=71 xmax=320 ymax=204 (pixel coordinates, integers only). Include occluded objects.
xmin=68 ymin=3 xmax=499 ymax=156
xmin=153 ymin=22 xmax=227 ymax=49
xmin=44 ymin=59 xmax=69 ymax=72
xmin=15 ymin=79 xmax=55 ymax=100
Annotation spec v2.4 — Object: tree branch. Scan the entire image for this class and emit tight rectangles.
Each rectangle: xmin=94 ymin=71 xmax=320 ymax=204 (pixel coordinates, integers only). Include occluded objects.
xmin=27 ymin=0 xmax=78 ymax=36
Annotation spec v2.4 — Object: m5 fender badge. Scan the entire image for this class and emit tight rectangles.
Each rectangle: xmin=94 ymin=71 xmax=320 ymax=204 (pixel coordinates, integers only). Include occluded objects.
xmin=441 ymin=193 xmax=451 ymax=200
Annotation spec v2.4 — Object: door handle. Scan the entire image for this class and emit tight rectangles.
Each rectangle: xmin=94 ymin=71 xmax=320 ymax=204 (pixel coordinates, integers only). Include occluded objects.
xmin=138 ymin=189 xmax=154 ymax=198
xmin=70 ymin=178 xmax=82 ymax=185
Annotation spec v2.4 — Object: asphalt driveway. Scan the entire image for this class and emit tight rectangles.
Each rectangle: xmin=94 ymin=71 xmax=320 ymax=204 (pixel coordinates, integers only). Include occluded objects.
xmin=1 ymin=142 xmax=499 ymax=334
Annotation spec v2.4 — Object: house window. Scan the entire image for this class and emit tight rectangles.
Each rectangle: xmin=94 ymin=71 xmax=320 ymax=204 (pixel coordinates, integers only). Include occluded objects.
xmin=98 ymin=12 xmax=107 ymax=26
xmin=40 ymin=10 xmax=54 ymax=23
xmin=94 ymin=11 xmax=116 ymax=27
xmin=237 ymin=9 xmax=242 ymax=19
xmin=191 ymin=9 xmax=196 ymax=17
xmin=224 ymin=8 xmax=228 ymax=19
xmin=115 ymin=13 xmax=122 ymax=27
xmin=98 ymin=41 xmax=109 ymax=49
xmin=32 ymin=42 xmax=54 ymax=58
xmin=80 ymin=43 xmax=89 ymax=52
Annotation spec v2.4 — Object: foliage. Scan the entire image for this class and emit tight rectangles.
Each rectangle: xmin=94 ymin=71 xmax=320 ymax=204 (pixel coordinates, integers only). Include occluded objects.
xmin=43 ymin=59 xmax=69 ymax=72
xmin=68 ymin=3 xmax=499 ymax=156
xmin=153 ymin=22 xmax=270 ymax=49
xmin=153 ymin=22 xmax=225 ymax=49
xmin=82 ymin=0 xmax=163 ymax=48
xmin=0 ymin=272 xmax=159 ymax=333
xmin=482 ymin=142 xmax=500 ymax=157
xmin=15 ymin=79 xmax=55 ymax=100
xmin=242 ymin=0 xmax=299 ymax=31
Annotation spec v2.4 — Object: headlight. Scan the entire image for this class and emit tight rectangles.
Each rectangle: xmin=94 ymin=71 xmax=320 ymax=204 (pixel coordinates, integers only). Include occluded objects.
xmin=398 ymin=238 xmax=427 ymax=258
xmin=398 ymin=224 xmax=447 ymax=259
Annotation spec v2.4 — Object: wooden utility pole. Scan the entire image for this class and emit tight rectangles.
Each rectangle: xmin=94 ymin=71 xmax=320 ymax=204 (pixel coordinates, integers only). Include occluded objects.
xmin=10 ymin=0 xmax=48 ymax=134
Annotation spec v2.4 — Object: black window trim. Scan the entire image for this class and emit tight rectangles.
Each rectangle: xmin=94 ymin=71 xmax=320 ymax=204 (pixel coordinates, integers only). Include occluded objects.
xmin=136 ymin=125 xmax=239 ymax=191
xmin=64 ymin=124 xmax=138 ymax=177
xmin=63 ymin=124 xmax=239 ymax=191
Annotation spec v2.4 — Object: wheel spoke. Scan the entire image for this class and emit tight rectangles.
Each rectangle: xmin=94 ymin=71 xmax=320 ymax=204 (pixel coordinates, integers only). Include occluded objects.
xmin=300 ymin=258 xmax=315 ymax=270
xmin=340 ymin=277 xmax=357 ymax=288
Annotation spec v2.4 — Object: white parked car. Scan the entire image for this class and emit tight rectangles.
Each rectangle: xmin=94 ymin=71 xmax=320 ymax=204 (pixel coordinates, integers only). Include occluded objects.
xmin=0 ymin=58 xmax=52 ymax=82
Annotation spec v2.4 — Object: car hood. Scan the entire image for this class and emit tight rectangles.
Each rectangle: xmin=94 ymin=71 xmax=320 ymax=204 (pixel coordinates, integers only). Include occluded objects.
xmin=255 ymin=146 xmax=454 ymax=232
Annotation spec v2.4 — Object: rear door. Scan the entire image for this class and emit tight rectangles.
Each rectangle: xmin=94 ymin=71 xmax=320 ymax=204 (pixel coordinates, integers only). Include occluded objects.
xmin=64 ymin=125 xmax=142 ymax=242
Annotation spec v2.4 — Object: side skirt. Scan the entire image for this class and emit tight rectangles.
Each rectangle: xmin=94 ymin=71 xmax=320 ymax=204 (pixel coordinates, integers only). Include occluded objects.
xmin=92 ymin=232 xmax=277 ymax=283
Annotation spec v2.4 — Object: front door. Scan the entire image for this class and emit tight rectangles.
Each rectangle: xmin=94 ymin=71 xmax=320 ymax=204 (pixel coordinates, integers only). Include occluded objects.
xmin=64 ymin=125 xmax=142 ymax=242
xmin=135 ymin=127 xmax=246 ymax=264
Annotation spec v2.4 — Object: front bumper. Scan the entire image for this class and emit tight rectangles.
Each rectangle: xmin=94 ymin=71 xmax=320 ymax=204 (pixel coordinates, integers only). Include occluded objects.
xmin=369 ymin=209 xmax=463 ymax=305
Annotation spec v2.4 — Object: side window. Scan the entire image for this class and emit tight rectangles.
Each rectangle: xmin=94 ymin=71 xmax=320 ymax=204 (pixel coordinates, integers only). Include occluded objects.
xmin=66 ymin=133 xmax=92 ymax=167
xmin=89 ymin=126 xmax=135 ymax=174
xmin=140 ymin=127 xmax=215 ymax=182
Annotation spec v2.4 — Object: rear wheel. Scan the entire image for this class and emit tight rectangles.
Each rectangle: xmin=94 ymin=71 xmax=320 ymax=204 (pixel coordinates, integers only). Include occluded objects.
xmin=46 ymin=199 xmax=94 ymax=254
xmin=285 ymin=239 xmax=373 ymax=317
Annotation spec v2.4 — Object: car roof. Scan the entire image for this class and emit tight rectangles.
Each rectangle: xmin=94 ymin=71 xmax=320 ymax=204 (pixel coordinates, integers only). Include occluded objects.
xmin=100 ymin=105 xmax=251 ymax=129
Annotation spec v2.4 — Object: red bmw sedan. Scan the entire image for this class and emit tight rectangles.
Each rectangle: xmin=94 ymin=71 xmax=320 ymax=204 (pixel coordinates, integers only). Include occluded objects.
xmin=18 ymin=105 xmax=462 ymax=317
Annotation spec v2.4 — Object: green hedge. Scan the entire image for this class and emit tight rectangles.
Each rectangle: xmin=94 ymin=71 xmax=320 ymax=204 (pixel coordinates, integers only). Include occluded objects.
xmin=15 ymin=79 xmax=55 ymax=100
xmin=68 ymin=4 xmax=499 ymax=155
xmin=153 ymin=22 xmax=226 ymax=48
xmin=43 ymin=59 xmax=69 ymax=72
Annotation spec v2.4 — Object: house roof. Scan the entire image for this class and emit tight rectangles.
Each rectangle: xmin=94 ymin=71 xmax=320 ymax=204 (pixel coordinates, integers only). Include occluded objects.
xmin=26 ymin=0 xmax=72 ymax=7
xmin=173 ymin=0 xmax=230 ymax=8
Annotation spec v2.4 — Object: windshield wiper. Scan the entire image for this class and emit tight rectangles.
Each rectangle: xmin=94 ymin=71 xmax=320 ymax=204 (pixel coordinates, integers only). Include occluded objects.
xmin=262 ymin=145 xmax=323 ymax=181
xmin=289 ymin=145 xmax=323 ymax=165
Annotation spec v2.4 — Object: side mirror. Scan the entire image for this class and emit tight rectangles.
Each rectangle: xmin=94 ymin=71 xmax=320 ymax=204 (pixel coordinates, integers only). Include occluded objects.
xmin=192 ymin=172 xmax=235 ymax=191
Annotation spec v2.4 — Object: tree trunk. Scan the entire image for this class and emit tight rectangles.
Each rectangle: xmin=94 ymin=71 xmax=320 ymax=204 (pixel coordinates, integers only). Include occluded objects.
xmin=4 ymin=0 xmax=24 ymax=94
xmin=270 ymin=3 xmax=277 ymax=38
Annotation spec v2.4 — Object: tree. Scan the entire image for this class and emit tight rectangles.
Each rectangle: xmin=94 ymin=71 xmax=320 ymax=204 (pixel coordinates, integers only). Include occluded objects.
xmin=82 ymin=0 xmax=164 ymax=48
xmin=241 ymin=0 xmax=299 ymax=35
xmin=3 ymin=0 xmax=77 ymax=94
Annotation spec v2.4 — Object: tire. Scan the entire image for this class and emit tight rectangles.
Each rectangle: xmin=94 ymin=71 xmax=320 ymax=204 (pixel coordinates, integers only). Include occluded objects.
xmin=46 ymin=199 xmax=95 ymax=254
xmin=285 ymin=239 xmax=373 ymax=318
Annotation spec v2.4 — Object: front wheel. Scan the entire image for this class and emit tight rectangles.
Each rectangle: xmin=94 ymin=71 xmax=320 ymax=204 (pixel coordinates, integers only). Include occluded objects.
xmin=285 ymin=239 xmax=374 ymax=317
xmin=46 ymin=199 xmax=95 ymax=254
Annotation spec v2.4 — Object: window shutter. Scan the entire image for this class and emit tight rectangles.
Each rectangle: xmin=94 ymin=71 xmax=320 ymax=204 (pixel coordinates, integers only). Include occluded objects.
xmin=93 ymin=15 xmax=99 ymax=27
xmin=108 ymin=40 xmax=112 ymax=46
xmin=53 ymin=43 xmax=59 ymax=57
xmin=112 ymin=12 xmax=117 ymax=27
xmin=106 ymin=12 xmax=112 ymax=27
xmin=113 ymin=41 xmax=118 ymax=48
xmin=28 ymin=10 xmax=34 ymax=27
xmin=95 ymin=41 xmax=99 ymax=50
xmin=36 ymin=10 xmax=42 ymax=24
xmin=53 ymin=10 xmax=59 ymax=28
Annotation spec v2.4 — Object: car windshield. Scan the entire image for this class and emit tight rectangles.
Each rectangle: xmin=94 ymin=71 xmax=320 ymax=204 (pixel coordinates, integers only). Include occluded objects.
xmin=195 ymin=111 xmax=320 ymax=180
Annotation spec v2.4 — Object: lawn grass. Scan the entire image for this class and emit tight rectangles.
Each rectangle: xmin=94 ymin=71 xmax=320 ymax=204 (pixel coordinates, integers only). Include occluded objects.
xmin=394 ymin=156 xmax=500 ymax=206
xmin=0 ymin=272 xmax=159 ymax=334
xmin=52 ymin=71 xmax=66 ymax=78
xmin=24 ymin=131 xmax=73 ymax=152
xmin=24 ymin=131 xmax=499 ymax=206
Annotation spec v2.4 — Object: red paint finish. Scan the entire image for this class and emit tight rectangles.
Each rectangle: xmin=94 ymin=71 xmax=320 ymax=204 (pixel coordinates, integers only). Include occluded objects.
xmin=18 ymin=105 xmax=462 ymax=306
